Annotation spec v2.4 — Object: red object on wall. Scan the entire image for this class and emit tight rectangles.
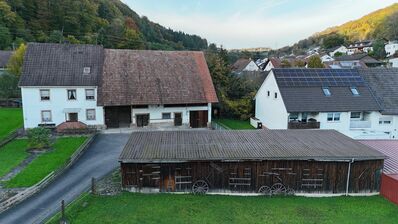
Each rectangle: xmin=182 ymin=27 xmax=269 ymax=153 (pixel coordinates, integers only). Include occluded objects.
xmin=380 ymin=174 xmax=398 ymax=205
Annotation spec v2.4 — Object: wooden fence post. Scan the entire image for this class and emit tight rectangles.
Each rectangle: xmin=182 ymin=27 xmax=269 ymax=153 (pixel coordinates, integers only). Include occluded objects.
xmin=91 ymin=177 xmax=96 ymax=195
xmin=60 ymin=200 xmax=66 ymax=224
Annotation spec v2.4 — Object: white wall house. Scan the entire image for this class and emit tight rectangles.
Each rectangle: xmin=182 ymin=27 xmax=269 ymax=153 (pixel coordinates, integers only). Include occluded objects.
xmin=388 ymin=58 xmax=398 ymax=68
xmin=320 ymin=54 xmax=335 ymax=63
xmin=254 ymin=68 xmax=397 ymax=139
xmin=232 ymin=58 xmax=260 ymax=73
xmin=329 ymin=46 xmax=348 ymax=57
xmin=264 ymin=58 xmax=281 ymax=71
xmin=385 ymin=41 xmax=398 ymax=57
xmin=21 ymin=87 xmax=104 ymax=129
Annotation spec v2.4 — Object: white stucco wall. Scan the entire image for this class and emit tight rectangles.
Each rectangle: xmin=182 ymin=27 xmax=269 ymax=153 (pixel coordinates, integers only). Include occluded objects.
xmin=255 ymin=71 xmax=288 ymax=129
xmin=386 ymin=43 xmax=398 ymax=57
xmin=21 ymin=87 xmax=104 ymax=129
xmin=131 ymin=104 xmax=211 ymax=126
xmin=264 ymin=62 xmax=274 ymax=71
xmin=389 ymin=58 xmax=398 ymax=68
xmin=243 ymin=61 xmax=260 ymax=72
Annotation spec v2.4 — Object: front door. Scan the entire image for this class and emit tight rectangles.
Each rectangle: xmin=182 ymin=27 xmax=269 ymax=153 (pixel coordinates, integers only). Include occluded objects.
xmin=68 ymin=113 xmax=78 ymax=122
xmin=136 ymin=114 xmax=150 ymax=127
xmin=189 ymin=111 xmax=208 ymax=128
xmin=174 ymin=113 xmax=182 ymax=126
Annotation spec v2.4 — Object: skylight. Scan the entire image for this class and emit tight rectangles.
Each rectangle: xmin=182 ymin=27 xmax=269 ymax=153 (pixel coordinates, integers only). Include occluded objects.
xmin=322 ymin=87 xmax=331 ymax=96
xmin=350 ymin=87 xmax=360 ymax=96
xmin=83 ymin=67 xmax=91 ymax=74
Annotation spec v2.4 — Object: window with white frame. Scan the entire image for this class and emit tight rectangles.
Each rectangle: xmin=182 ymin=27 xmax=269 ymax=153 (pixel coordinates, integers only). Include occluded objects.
xmin=83 ymin=67 xmax=91 ymax=74
xmin=350 ymin=87 xmax=360 ymax=96
xmin=67 ymin=89 xmax=77 ymax=100
xmin=86 ymin=109 xmax=96 ymax=120
xmin=85 ymin=89 xmax=95 ymax=100
xmin=322 ymin=87 xmax=331 ymax=96
xmin=41 ymin=110 xmax=52 ymax=122
xmin=162 ymin=113 xmax=171 ymax=119
xmin=289 ymin=113 xmax=299 ymax=121
xmin=327 ymin=113 xmax=341 ymax=122
xmin=40 ymin=89 xmax=50 ymax=101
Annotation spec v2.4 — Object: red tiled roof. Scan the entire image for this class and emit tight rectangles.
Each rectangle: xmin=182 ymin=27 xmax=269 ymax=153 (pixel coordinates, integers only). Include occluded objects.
xmin=359 ymin=140 xmax=398 ymax=174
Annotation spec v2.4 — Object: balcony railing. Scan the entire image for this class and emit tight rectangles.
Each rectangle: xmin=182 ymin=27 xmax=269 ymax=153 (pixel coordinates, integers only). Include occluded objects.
xmin=288 ymin=121 xmax=320 ymax=129
xmin=350 ymin=120 xmax=371 ymax=129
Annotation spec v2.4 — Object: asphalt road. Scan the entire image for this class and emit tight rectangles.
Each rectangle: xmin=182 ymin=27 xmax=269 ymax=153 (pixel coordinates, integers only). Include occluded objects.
xmin=0 ymin=133 xmax=130 ymax=224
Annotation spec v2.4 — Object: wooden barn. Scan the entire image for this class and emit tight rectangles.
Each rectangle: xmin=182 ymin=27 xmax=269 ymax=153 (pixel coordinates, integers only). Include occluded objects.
xmin=119 ymin=130 xmax=386 ymax=195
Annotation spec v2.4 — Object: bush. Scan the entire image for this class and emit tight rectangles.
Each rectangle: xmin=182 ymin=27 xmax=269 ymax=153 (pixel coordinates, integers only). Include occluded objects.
xmin=27 ymin=127 xmax=51 ymax=149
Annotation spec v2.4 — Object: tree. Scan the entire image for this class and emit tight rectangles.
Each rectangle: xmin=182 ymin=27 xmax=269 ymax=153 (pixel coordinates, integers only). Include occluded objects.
xmin=7 ymin=43 xmax=27 ymax=77
xmin=307 ymin=56 xmax=324 ymax=68
xmin=0 ymin=73 xmax=20 ymax=99
xmin=281 ymin=60 xmax=292 ymax=68
xmin=294 ymin=60 xmax=306 ymax=67
xmin=27 ymin=127 xmax=51 ymax=149
xmin=371 ymin=39 xmax=387 ymax=59
xmin=334 ymin=52 xmax=343 ymax=57
xmin=322 ymin=34 xmax=345 ymax=49
xmin=0 ymin=25 xmax=11 ymax=49
xmin=48 ymin=30 xmax=64 ymax=43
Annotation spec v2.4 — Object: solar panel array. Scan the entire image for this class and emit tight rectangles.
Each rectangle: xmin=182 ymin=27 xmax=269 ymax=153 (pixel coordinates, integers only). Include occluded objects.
xmin=273 ymin=69 xmax=366 ymax=87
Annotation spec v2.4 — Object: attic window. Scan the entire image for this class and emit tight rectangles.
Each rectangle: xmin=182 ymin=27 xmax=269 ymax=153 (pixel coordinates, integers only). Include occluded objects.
xmin=83 ymin=67 xmax=91 ymax=74
xmin=322 ymin=87 xmax=331 ymax=96
xmin=350 ymin=87 xmax=360 ymax=96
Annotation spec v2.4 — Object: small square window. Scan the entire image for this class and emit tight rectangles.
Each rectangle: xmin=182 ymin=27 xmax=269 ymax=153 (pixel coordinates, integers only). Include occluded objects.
xmin=323 ymin=87 xmax=331 ymax=96
xmin=162 ymin=113 xmax=171 ymax=119
xmin=351 ymin=112 xmax=361 ymax=119
xmin=327 ymin=112 xmax=340 ymax=122
xmin=41 ymin=110 xmax=52 ymax=122
xmin=40 ymin=89 xmax=50 ymax=101
xmin=86 ymin=109 xmax=96 ymax=121
xmin=85 ymin=89 xmax=95 ymax=100
xmin=67 ymin=89 xmax=77 ymax=100
xmin=83 ymin=67 xmax=91 ymax=74
xmin=350 ymin=87 xmax=360 ymax=96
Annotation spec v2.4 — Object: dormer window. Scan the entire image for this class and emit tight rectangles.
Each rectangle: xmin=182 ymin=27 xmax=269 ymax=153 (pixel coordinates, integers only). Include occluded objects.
xmin=322 ymin=87 xmax=331 ymax=96
xmin=350 ymin=87 xmax=360 ymax=96
xmin=83 ymin=67 xmax=91 ymax=74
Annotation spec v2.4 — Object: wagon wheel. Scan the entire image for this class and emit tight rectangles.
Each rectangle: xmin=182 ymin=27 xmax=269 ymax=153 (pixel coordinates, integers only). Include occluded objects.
xmin=192 ymin=180 xmax=209 ymax=194
xmin=270 ymin=183 xmax=287 ymax=195
xmin=286 ymin=188 xmax=295 ymax=196
xmin=258 ymin=186 xmax=272 ymax=196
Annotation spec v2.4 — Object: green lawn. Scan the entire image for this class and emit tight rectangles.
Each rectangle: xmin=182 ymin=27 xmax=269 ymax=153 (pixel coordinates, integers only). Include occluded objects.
xmin=215 ymin=119 xmax=255 ymax=130
xmin=0 ymin=139 xmax=29 ymax=178
xmin=0 ymin=108 xmax=23 ymax=142
xmin=47 ymin=193 xmax=398 ymax=224
xmin=5 ymin=137 xmax=88 ymax=188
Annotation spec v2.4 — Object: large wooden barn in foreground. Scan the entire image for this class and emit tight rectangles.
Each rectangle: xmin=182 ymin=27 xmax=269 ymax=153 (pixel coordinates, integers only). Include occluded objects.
xmin=119 ymin=130 xmax=386 ymax=195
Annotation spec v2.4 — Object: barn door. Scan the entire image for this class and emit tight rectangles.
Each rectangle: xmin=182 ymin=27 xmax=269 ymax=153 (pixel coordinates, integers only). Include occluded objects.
xmin=174 ymin=113 xmax=182 ymax=126
xmin=136 ymin=114 xmax=149 ymax=127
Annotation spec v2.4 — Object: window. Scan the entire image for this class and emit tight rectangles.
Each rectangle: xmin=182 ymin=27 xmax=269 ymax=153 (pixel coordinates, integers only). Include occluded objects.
xmin=41 ymin=110 xmax=52 ymax=122
xmin=322 ymin=87 xmax=331 ymax=96
xmin=350 ymin=87 xmax=360 ymax=96
xmin=83 ymin=67 xmax=91 ymax=74
xmin=267 ymin=91 xmax=270 ymax=97
xmin=379 ymin=117 xmax=393 ymax=125
xmin=350 ymin=112 xmax=361 ymax=119
xmin=162 ymin=113 xmax=171 ymax=119
xmin=40 ymin=89 xmax=50 ymax=101
xmin=86 ymin=109 xmax=96 ymax=120
xmin=67 ymin=89 xmax=77 ymax=100
xmin=85 ymin=89 xmax=95 ymax=100
xmin=274 ymin=92 xmax=278 ymax=99
xmin=327 ymin=113 xmax=341 ymax=122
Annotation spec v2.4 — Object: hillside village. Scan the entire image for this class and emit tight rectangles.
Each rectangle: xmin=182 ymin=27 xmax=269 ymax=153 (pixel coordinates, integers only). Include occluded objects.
xmin=0 ymin=1 xmax=398 ymax=224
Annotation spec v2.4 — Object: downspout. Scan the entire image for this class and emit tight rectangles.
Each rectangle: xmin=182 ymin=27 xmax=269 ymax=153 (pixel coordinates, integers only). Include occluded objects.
xmin=345 ymin=158 xmax=355 ymax=196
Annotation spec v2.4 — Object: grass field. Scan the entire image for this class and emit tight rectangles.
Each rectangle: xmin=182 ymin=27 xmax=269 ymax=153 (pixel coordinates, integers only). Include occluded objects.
xmin=0 ymin=139 xmax=29 ymax=178
xmin=0 ymin=108 xmax=23 ymax=141
xmin=47 ymin=193 xmax=398 ymax=224
xmin=215 ymin=119 xmax=255 ymax=130
xmin=5 ymin=137 xmax=88 ymax=188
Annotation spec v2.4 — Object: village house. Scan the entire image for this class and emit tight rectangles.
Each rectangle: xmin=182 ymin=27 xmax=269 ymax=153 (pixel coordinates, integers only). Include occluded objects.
xmin=385 ymin=41 xmax=398 ymax=57
xmin=19 ymin=43 xmax=218 ymax=130
xmin=347 ymin=40 xmax=373 ymax=55
xmin=254 ymin=68 xmax=398 ymax=139
xmin=264 ymin=58 xmax=282 ymax=71
xmin=332 ymin=53 xmax=384 ymax=68
xmin=231 ymin=58 xmax=260 ymax=73
xmin=120 ymin=130 xmax=385 ymax=195
xmin=328 ymin=45 xmax=348 ymax=57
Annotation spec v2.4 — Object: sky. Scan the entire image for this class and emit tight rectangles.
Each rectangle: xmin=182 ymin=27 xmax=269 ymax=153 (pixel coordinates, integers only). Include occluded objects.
xmin=122 ymin=0 xmax=398 ymax=49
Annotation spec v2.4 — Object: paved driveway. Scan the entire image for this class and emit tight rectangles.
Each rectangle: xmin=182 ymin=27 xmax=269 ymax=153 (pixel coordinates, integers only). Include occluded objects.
xmin=0 ymin=133 xmax=130 ymax=224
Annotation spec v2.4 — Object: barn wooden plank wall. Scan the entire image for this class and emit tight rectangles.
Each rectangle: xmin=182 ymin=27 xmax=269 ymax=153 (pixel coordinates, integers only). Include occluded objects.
xmin=121 ymin=160 xmax=383 ymax=194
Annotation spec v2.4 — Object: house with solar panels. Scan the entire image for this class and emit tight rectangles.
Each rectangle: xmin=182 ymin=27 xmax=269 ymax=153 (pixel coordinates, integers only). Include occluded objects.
xmin=254 ymin=68 xmax=398 ymax=139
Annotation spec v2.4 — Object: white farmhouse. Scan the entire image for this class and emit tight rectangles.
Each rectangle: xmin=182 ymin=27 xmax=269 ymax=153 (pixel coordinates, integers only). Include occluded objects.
xmin=254 ymin=68 xmax=398 ymax=139
xmin=385 ymin=41 xmax=398 ymax=57
xmin=347 ymin=41 xmax=373 ymax=55
xmin=19 ymin=43 xmax=218 ymax=130
xmin=264 ymin=58 xmax=282 ymax=71
xmin=328 ymin=45 xmax=348 ymax=57
xmin=232 ymin=58 xmax=260 ymax=74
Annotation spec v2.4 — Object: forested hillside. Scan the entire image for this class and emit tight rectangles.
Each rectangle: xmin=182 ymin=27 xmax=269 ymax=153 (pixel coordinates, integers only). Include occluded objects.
xmin=0 ymin=0 xmax=208 ymax=50
xmin=272 ymin=3 xmax=398 ymax=56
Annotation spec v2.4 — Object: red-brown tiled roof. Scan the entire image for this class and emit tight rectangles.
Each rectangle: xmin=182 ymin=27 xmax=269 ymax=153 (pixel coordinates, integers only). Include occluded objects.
xmin=97 ymin=50 xmax=218 ymax=106
xmin=359 ymin=140 xmax=398 ymax=174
